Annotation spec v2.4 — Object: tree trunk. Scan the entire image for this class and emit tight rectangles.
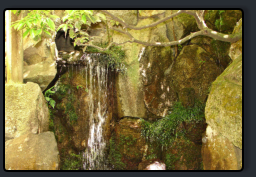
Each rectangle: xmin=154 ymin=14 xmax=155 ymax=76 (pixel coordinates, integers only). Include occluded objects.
xmin=6 ymin=10 xmax=23 ymax=84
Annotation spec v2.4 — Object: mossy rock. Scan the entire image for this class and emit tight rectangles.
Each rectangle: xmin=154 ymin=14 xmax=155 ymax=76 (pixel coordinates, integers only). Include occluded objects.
xmin=162 ymin=137 xmax=202 ymax=170
xmin=171 ymin=45 xmax=222 ymax=103
xmin=205 ymin=55 xmax=242 ymax=149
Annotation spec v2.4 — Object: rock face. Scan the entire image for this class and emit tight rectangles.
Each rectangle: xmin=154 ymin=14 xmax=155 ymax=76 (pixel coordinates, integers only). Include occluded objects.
xmin=201 ymin=126 xmax=242 ymax=170
xmin=23 ymin=60 xmax=57 ymax=91
xmin=203 ymin=18 xmax=242 ymax=170
xmin=109 ymin=118 xmax=146 ymax=170
xmin=5 ymin=132 xmax=59 ymax=170
xmin=162 ymin=137 xmax=202 ymax=170
xmin=205 ymin=54 xmax=242 ymax=149
xmin=5 ymin=82 xmax=49 ymax=141
xmin=171 ymin=45 xmax=222 ymax=103
xmin=229 ymin=19 xmax=242 ymax=61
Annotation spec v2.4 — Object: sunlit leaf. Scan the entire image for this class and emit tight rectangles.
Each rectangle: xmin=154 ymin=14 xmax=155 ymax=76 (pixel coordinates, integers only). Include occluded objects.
xmin=43 ymin=29 xmax=51 ymax=36
xmin=96 ymin=13 xmax=106 ymax=21
xmin=69 ymin=28 xmax=75 ymax=38
xmin=17 ymin=22 xmax=25 ymax=30
xmin=26 ymin=21 xmax=32 ymax=28
xmin=23 ymin=29 xmax=30 ymax=38
xmin=47 ymin=18 xmax=55 ymax=30
xmin=82 ymin=14 xmax=87 ymax=24
xmin=57 ymin=24 xmax=66 ymax=31
xmin=75 ymin=21 xmax=81 ymax=30
xmin=88 ymin=14 xmax=96 ymax=23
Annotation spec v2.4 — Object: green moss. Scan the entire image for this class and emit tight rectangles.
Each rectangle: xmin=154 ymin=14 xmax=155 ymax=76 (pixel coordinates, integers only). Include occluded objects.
xmin=86 ymin=42 xmax=126 ymax=71
xmin=141 ymin=101 xmax=205 ymax=147
xmin=108 ymin=135 xmax=126 ymax=170
xmin=61 ymin=152 xmax=84 ymax=170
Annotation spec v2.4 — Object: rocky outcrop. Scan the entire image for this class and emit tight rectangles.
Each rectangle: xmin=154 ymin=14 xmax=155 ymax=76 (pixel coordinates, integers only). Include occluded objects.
xmin=5 ymin=132 xmax=59 ymax=170
xmin=111 ymin=118 xmax=146 ymax=170
xmin=5 ymin=82 xmax=49 ymax=141
xmin=162 ymin=137 xmax=202 ymax=170
xmin=23 ymin=60 xmax=57 ymax=91
xmin=171 ymin=45 xmax=222 ymax=103
xmin=203 ymin=18 xmax=242 ymax=170
xmin=201 ymin=126 xmax=242 ymax=170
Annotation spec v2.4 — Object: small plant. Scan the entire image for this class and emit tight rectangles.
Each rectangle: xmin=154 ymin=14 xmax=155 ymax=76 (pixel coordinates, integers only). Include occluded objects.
xmin=44 ymin=85 xmax=56 ymax=108
xmin=76 ymin=85 xmax=83 ymax=90
xmin=108 ymin=136 xmax=126 ymax=170
xmin=178 ymin=44 xmax=183 ymax=51
xmin=62 ymin=152 xmax=84 ymax=170
xmin=141 ymin=101 xmax=205 ymax=147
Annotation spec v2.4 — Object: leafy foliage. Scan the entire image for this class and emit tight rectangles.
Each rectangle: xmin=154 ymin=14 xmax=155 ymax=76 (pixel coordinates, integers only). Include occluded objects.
xmin=12 ymin=10 xmax=58 ymax=43
xmin=108 ymin=136 xmax=126 ymax=170
xmin=44 ymin=85 xmax=56 ymax=108
xmin=141 ymin=101 xmax=205 ymax=147
xmin=86 ymin=43 xmax=126 ymax=71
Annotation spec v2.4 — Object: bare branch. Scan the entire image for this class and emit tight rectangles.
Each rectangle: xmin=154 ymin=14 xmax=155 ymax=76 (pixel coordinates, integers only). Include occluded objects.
xmin=81 ymin=10 xmax=242 ymax=51
xmin=100 ymin=10 xmax=184 ymax=30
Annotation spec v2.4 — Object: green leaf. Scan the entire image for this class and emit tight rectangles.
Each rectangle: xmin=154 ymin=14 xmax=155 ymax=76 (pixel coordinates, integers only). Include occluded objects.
xmin=62 ymin=15 xmax=69 ymax=22
xmin=57 ymin=24 xmax=66 ymax=31
xmin=43 ymin=29 xmax=51 ymax=36
xmin=96 ymin=13 xmax=106 ymax=21
xmin=50 ymin=14 xmax=60 ymax=19
xmin=26 ymin=21 xmax=32 ymax=28
xmin=17 ymin=22 xmax=25 ymax=30
xmin=49 ymin=99 xmax=56 ymax=108
xmin=45 ymin=97 xmax=51 ymax=101
xmin=12 ymin=10 xmax=17 ymax=14
xmin=219 ymin=10 xmax=225 ymax=15
xmin=75 ymin=21 xmax=82 ymax=30
xmin=88 ymin=14 xmax=96 ymax=23
xmin=23 ymin=29 xmax=30 ymax=38
xmin=47 ymin=18 xmax=55 ymax=30
xmin=30 ymin=29 xmax=36 ymax=38
xmin=35 ymin=29 xmax=42 ymax=36
xmin=69 ymin=28 xmax=75 ymax=38
xmin=82 ymin=14 xmax=87 ymax=24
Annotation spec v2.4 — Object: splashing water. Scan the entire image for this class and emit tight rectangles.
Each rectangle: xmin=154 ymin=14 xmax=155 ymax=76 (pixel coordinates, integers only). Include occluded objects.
xmin=82 ymin=54 xmax=109 ymax=170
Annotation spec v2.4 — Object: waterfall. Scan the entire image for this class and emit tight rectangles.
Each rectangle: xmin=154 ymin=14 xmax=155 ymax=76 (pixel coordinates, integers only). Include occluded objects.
xmin=81 ymin=53 xmax=109 ymax=170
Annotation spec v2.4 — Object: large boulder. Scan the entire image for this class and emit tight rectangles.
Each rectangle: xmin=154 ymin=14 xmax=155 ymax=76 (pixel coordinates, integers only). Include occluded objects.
xmin=140 ymin=46 xmax=177 ymax=118
xmin=162 ymin=137 xmax=202 ymax=170
xmin=205 ymin=54 xmax=242 ymax=149
xmin=23 ymin=60 xmax=57 ymax=91
xmin=201 ymin=126 xmax=242 ymax=170
xmin=5 ymin=132 xmax=59 ymax=170
xmin=171 ymin=45 xmax=222 ymax=103
xmin=23 ymin=38 xmax=55 ymax=65
xmin=113 ymin=15 xmax=172 ymax=119
xmin=110 ymin=118 xmax=146 ymax=170
xmin=5 ymin=82 xmax=49 ymax=141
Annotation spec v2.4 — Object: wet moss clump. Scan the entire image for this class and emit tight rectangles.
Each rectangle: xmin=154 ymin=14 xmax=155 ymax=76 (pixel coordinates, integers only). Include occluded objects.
xmin=141 ymin=100 xmax=205 ymax=147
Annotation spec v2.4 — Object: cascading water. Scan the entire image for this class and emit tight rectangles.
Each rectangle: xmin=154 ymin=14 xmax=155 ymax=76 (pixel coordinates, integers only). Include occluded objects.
xmin=81 ymin=53 xmax=109 ymax=170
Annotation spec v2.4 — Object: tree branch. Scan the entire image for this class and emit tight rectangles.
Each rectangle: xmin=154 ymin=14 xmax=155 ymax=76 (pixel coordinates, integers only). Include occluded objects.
xmin=101 ymin=10 xmax=184 ymax=30
xmin=82 ymin=10 xmax=242 ymax=51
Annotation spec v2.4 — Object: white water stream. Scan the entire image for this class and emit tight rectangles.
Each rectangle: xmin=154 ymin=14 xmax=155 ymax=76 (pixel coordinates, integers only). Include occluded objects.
xmin=82 ymin=54 xmax=109 ymax=170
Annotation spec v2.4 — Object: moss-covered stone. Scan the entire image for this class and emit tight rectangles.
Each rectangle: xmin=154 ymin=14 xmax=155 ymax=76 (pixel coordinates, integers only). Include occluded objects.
xmin=111 ymin=118 xmax=147 ymax=170
xmin=171 ymin=45 xmax=222 ymax=103
xmin=162 ymin=137 xmax=202 ymax=170
xmin=205 ymin=54 xmax=242 ymax=149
